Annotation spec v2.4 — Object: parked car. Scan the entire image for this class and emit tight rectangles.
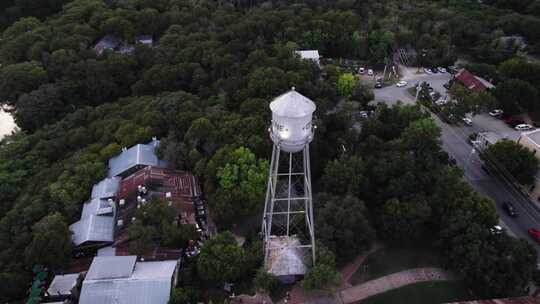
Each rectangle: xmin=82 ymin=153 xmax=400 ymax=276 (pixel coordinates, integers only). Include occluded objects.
xmin=443 ymin=82 xmax=452 ymax=89
xmin=515 ymin=124 xmax=533 ymax=131
xmin=359 ymin=111 xmax=370 ymax=119
xmin=431 ymin=67 xmax=439 ymax=73
xmin=489 ymin=109 xmax=503 ymax=117
xmin=502 ymin=201 xmax=519 ymax=217
xmin=437 ymin=67 xmax=447 ymax=73
xmin=462 ymin=117 xmax=473 ymax=126
xmin=424 ymin=68 xmax=433 ymax=75
xmin=528 ymin=228 xmax=540 ymax=244
xmin=396 ymin=80 xmax=407 ymax=87
xmin=367 ymin=69 xmax=374 ymax=76
xmin=435 ymin=97 xmax=448 ymax=106
xmin=490 ymin=225 xmax=503 ymax=234
xmin=359 ymin=67 xmax=365 ymax=74
xmin=374 ymin=82 xmax=383 ymax=89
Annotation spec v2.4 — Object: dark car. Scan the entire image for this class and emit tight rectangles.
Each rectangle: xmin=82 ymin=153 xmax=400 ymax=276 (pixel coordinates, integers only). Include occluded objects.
xmin=374 ymin=82 xmax=383 ymax=89
xmin=502 ymin=201 xmax=518 ymax=217
xmin=431 ymin=67 xmax=439 ymax=73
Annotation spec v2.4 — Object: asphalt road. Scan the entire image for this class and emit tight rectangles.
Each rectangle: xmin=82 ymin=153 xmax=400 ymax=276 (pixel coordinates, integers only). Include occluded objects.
xmin=372 ymin=70 xmax=540 ymax=262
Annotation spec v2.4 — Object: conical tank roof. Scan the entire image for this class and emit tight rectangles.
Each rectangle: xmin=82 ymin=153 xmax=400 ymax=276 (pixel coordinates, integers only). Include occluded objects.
xmin=270 ymin=88 xmax=316 ymax=118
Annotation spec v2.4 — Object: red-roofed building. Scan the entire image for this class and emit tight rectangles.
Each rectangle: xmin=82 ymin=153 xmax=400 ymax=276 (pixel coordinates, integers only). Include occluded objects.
xmin=454 ymin=69 xmax=495 ymax=92
xmin=115 ymin=166 xmax=216 ymax=241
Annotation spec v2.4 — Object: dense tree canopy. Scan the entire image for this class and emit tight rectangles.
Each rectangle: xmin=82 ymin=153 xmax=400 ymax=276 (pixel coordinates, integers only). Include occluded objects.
xmin=482 ymin=140 xmax=539 ymax=185
xmin=197 ymin=231 xmax=245 ymax=284
xmin=0 ymin=0 xmax=538 ymax=301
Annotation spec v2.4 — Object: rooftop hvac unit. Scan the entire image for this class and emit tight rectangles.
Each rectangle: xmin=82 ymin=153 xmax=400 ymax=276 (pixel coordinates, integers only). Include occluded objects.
xmin=137 ymin=196 xmax=142 ymax=203
xmin=131 ymin=217 xmax=136 ymax=222
xmin=141 ymin=198 xmax=146 ymax=204
xmin=119 ymin=199 xmax=125 ymax=206
xmin=166 ymin=192 xmax=172 ymax=198
xmin=167 ymin=201 xmax=172 ymax=207
xmin=117 ymin=219 xmax=123 ymax=226
xmin=108 ymin=199 xmax=114 ymax=206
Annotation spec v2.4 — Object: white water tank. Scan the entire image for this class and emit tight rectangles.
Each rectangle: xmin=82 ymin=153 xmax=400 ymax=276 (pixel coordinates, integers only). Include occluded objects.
xmin=269 ymin=88 xmax=316 ymax=153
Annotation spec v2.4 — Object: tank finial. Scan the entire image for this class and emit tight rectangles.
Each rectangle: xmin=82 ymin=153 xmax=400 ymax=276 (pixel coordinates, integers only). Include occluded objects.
xmin=291 ymin=86 xmax=295 ymax=91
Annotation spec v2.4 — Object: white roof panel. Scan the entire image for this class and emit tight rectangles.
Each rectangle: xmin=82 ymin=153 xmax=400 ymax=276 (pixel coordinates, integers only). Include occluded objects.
xmin=47 ymin=273 xmax=79 ymax=296
xmin=108 ymin=140 xmax=164 ymax=177
xmin=80 ymin=260 xmax=177 ymax=304
xmin=86 ymin=256 xmax=137 ymax=280
xmin=91 ymin=177 xmax=121 ymax=199
xmin=295 ymin=50 xmax=320 ymax=60
xmin=70 ymin=215 xmax=114 ymax=246
xmin=270 ymin=90 xmax=316 ymax=118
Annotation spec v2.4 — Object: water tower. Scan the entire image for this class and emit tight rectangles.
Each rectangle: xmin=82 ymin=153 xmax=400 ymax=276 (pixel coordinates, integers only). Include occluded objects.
xmin=261 ymin=87 xmax=316 ymax=283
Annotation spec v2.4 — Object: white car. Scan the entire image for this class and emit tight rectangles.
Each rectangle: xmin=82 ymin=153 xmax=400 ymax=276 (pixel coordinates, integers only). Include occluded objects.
xmin=515 ymin=124 xmax=533 ymax=131
xmin=367 ymin=69 xmax=374 ymax=76
xmin=358 ymin=67 xmax=365 ymax=74
xmin=435 ymin=98 xmax=448 ymax=106
xmin=437 ymin=67 xmax=447 ymax=73
xmin=424 ymin=68 xmax=433 ymax=75
xmin=489 ymin=109 xmax=503 ymax=117
xmin=462 ymin=118 xmax=472 ymax=126
xmin=396 ymin=81 xmax=408 ymax=87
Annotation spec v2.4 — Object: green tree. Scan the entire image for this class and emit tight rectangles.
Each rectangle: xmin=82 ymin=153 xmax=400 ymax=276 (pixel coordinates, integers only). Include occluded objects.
xmin=14 ymin=84 xmax=64 ymax=132
xmin=337 ymin=73 xmax=356 ymax=97
xmin=213 ymin=146 xmax=268 ymax=226
xmin=315 ymin=193 xmax=375 ymax=262
xmin=482 ymin=140 xmax=539 ymax=185
xmin=302 ymin=247 xmax=340 ymax=291
xmin=25 ymin=213 xmax=73 ymax=270
xmin=0 ymin=61 xmax=48 ymax=104
xmin=253 ymin=268 xmax=279 ymax=293
xmin=197 ymin=231 xmax=245 ymax=284
xmin=493 ymin=79 xmax=539 ymax=115
xmin=169 ymin=287 xmax=199 ymax=304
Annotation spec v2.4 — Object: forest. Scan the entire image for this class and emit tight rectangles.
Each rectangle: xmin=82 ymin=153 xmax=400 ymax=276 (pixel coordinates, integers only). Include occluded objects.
xmin=1 ymin=0 xmax=540 ymax=302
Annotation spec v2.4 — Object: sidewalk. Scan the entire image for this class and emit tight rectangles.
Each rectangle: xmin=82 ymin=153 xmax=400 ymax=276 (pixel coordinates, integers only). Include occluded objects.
xmin=338 ymin=267 xmax=454 ymax=304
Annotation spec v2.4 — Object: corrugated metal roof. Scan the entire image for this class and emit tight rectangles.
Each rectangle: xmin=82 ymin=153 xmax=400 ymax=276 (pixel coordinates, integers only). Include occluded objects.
xmin=47 ymin=273 xmax=79 ymax=296
xmin=270 ymin=89 xmax=316 ymax=118
xmin=80 ymin=260 xmax=177 ymax=304
xmin=86 ymin=256 xmax=137 ymax=280
xmin=108 ymin=139 xmax=165 ymax=177
xmin=91 ymin=177 xmax=121 ymax=199
xmin=97 ymin=246 xmax=116 ymax=256
xmin=70 ymin=215 xmax=114 ymax=246
xmin=295 ymin=50 xmax=320 ymax=60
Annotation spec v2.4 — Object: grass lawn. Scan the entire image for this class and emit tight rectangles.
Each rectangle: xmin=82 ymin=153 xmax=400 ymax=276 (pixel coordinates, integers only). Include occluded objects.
xmin=357 ymin=281 xmax=474 ymax=304
xmin=349 ymin=245 xmax=442 ymax=285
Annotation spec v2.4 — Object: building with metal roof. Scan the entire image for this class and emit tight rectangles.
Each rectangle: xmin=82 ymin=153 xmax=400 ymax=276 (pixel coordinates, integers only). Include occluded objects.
xmin=91 ymin=177 xmax=121 ymax=199
xmin=115 ymin=166 xmax=215 ymax=242
xmin=295 ymin=50 xmax=320 ymax=66
xmin=108 ymin=139 xmax=166 ymax=177
xmin=136 ymin=35 xmax=153 ymax=46
xmin=79 ymin=256 xmax=178 ymax=304
xmin=45 ymin=273 xmax=80 ymax=298
xmin=455 ymin=69 xmax=495 ymax=92
xmin=70 ymin=198 xmax=115 ymax=247
xmin=94 ymin=35 xmax=120 ymax=56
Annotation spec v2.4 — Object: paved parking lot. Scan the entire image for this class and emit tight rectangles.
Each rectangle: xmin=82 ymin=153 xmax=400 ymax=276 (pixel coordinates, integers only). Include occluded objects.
xmin=372 ymin=70 xmax=452 ymax=106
